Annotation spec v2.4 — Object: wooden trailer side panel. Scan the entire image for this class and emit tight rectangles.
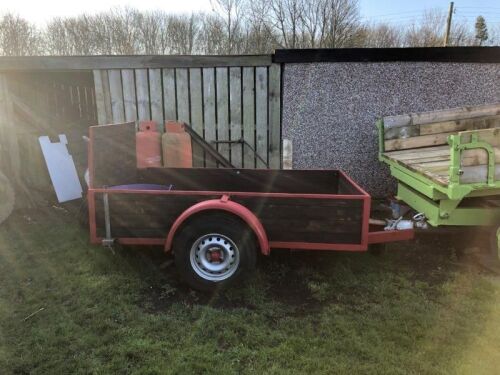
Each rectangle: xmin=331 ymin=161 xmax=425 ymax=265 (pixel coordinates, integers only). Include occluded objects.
xmin=94 ymin=193 xmax=365 ymax=246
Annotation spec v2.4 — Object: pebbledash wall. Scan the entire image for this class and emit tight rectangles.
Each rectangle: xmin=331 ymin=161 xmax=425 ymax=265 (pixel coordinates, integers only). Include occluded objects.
xmin=277 ymin=48 xmax=500 ymax=197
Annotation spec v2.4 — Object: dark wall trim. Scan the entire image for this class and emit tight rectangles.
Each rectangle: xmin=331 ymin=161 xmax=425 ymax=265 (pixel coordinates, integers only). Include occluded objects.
xmin=0 ymin=54 xmax=273 ymax=72
xmin=274 ymin=47 xmax=500 ymax=63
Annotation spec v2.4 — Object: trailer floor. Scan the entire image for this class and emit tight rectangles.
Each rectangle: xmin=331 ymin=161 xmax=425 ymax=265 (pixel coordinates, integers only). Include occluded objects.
xmin=1 ymin=205 xmax=500 ymax=374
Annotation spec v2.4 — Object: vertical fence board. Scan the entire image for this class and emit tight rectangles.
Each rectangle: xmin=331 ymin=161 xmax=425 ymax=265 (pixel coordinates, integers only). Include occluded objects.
xmin=135 ymin=69 xmax=150 ymax=121
xmin=108 ymin=69 xmax=124 ymax=123
xmin=121 ymin=69 xmax=137 ymax=122
xmin=242 ymin=67 xmax=255 ymax=168
xmin=203 ymin=68 xmax=217 ymax=167
xmin=92 ymin=70 xmax=106 ymax=125
xmin=93 ymin=70 xmax=111 ymax=124
xmin=176 ymin=68 xmax=190 ymax=123
xmin=101 ymin=70 xmax=112 ymax=124
xmin=163 ymin=68 xmax=176 ymax=121
xmin=216 ymin=67 xmax=230 ymax=160
xmin=255 ymin=67 xmax=268 ymax=168
xmin=268 ymin=64 xmax=281 ymax=169
xmin=189 ymin=68 xmax=204 ymax=167
xmin=229 ymin=67 xmax=242 ymax=168
xmin=149 ymin=68 xmax=163 ymax=129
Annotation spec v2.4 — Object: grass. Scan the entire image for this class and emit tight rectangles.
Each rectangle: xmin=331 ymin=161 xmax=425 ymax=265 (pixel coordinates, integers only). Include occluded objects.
xmin=1 ymin=206 xmax=500 ymax=374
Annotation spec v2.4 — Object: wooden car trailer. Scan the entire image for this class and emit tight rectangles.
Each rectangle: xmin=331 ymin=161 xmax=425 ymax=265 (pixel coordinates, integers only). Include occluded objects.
xmin=87 ymin=122 xmax=413 ymax=290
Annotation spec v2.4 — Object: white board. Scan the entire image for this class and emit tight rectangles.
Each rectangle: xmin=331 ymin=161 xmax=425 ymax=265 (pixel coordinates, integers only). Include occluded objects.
xmin=39 ymin=135 xmax=83 ymax=203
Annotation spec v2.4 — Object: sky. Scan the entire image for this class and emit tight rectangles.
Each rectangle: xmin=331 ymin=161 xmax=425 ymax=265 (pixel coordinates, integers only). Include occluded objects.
xmin=1 ymin=0 xmax=500 ymax=26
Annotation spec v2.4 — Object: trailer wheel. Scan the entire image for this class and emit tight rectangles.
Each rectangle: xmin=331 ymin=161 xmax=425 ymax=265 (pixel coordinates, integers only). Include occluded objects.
xmin=173 ymin=213 xmax=257 ymax=291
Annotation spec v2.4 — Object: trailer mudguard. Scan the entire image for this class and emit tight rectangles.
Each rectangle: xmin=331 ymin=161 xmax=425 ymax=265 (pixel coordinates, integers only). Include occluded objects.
xmin=164 ymin=195 xmax=270 ymax=255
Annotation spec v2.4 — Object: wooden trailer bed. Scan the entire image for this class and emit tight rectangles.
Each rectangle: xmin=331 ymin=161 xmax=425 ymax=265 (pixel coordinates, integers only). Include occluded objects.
xmin=383 ymin=145 xmax=500 ymax=186
xmin=378 ymin=102 xmax=500 ymax=227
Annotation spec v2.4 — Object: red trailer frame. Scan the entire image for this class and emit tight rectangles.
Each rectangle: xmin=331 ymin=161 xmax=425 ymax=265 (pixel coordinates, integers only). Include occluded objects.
xmin=87 ymin=125 xmax=413 ymax=254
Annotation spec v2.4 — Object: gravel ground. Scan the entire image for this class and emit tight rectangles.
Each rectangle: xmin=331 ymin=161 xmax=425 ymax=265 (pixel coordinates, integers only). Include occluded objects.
xmin=282 ymin=62 xmax=500 ymax=196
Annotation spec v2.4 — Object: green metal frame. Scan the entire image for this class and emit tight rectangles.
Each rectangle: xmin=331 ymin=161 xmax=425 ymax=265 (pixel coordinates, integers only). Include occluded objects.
xmin=377 ymin=119 xmax=500 ymax=227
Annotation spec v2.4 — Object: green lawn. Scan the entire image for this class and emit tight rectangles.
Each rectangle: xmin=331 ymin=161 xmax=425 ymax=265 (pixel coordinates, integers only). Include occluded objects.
xmin=1 ymin=206 xmax=499 ymax=374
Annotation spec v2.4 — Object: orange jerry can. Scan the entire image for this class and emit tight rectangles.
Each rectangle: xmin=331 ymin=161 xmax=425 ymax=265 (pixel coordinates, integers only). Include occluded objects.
xmin=162 ymin=121 xmax=193 ymax=168
xmin=136 ymin=121 xmax=162 ymax=168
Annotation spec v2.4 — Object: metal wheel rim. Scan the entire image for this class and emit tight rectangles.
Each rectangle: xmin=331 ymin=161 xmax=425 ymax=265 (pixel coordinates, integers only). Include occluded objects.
xmin=189 ymin=233 xmax=240 ymax=281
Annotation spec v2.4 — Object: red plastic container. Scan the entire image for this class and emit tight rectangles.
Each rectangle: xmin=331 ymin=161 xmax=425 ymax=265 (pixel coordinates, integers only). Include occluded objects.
xmin=136 ymin=121 xmax=162 ymax=168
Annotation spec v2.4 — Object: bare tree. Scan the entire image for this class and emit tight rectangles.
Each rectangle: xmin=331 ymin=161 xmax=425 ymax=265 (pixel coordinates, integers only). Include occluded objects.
xmin=211 ymin=0 xmax=246 ymax=53
xmin=199 ymin=14 xmax=227 ymax=54
xmin=106 ymin=7 xmax=139 ymax=54
xmin=362 ymin=22 xmax=402 ymax=47
xmin=268 ymin=0 xmax=304 ymax=48
xmin=166 ymin=14 xmax=200 ymax=54
xmin=322 ymin=0 xmax=361 ymax=47
xmin=0 ymin=13 xmax=41 ymax=55
xmin=0 ymin=3 xmax=491 ymax=57
xmin=404 ymin=9 xmax=446 ymax=47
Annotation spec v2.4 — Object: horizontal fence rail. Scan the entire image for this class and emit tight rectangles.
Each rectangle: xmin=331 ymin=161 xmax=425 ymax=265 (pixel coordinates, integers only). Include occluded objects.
xmin=0 ymin=55 xmax=273 ymax=71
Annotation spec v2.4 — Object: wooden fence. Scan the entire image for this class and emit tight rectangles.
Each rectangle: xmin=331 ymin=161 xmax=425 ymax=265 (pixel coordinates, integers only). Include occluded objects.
xmin=92 ymin=57 xmax=281 ymax=168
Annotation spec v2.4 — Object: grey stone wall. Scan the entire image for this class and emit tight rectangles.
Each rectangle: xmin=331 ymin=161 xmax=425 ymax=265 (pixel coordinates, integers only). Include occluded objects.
xmin=282 ymin=62 xmax=500 ymax=197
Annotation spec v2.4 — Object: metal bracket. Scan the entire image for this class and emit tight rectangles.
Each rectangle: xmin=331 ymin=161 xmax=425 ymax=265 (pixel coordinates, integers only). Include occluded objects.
xmin=102 ymin=193 xmax=115 ymax=249
xmin=212 ymin=138 xmax=269 ymax=168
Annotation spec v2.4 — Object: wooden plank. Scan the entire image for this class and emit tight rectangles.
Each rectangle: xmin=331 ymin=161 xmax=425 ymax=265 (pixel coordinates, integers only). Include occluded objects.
xmin=255 ymin=67 xmax=268 ymax=168
xmin=93 ymin=70 xmax=109 ymax=124
xmin=135 ymin=69 xmax=150 ymax=121
xmin=460 ymin=165 xmax=500 ymax=184
xmin=383 ymin=102 xmax=500 ymax=129
xmin=189 ymin=68 xmax=204 ymax=167
xmin=163 ymin=68 xmax=176 ymax=122
xmin=386 ymin=146 xmax=450 ymax=159
xmin=462 ymin=148 xmax=500 ymax=166
xmin=282 ymin=139 xmax=293 ymax=169
xmin=101 ymin=70 xmax=112 ymax=124
xmin=189 ymin=68 xmax=203 ymax=134
xmin=412 ymin=160 xmax=450 ymax=171
xmin=0 ymin=55 xmax=273 ymax=71
xmin=242 ymin=67 xmax=255 ymax=168
xmin=176 ymin=68 xmax=190 ymax=123
xmin=149 ymin=68 xmax=163 ymax=130
xmin=268 ymin=63 xmax=281 ymax=168
xmin=460 ymin=127 xmax=500 ymax=147
xmin=229 ymin=67 xmax=243 ymax=168
xmin=203 ymin=68 xmax=217 ymax=167
xmin=419 ymin=115 xmax=500 ymax=135
xmin=216 ymin=67 xmax=230 ymax=160
xmin=384 ymin=132 xmax=455 ymax=151
xmin=108 ymin=69 xmax=124 ymax=123
xmin=121 ymin=69 xmax=137 ymax=122
xmin=386 ymin=144 xmax=500 ymax=168
xmin=92 ymin=122 xmax=137 ymax=187
xmin=404 ymin=164 xmax=449 ymax=186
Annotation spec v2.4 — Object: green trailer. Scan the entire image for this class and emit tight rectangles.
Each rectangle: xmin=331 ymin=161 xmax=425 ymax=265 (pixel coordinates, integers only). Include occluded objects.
xmin=377 ymin=103 xmax=500 ymax=261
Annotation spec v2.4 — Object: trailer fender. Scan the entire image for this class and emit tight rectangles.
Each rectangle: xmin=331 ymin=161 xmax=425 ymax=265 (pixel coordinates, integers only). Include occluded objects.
xmin=165 ymin=196 xmax=270 ymax=255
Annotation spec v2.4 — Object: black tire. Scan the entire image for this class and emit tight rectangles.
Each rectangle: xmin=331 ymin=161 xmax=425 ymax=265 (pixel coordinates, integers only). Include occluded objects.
xmin=173 ymin=213 xmax=257 ymax=291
